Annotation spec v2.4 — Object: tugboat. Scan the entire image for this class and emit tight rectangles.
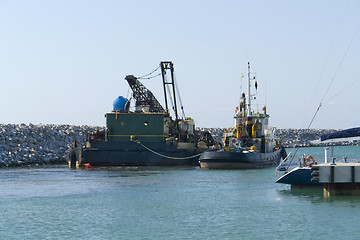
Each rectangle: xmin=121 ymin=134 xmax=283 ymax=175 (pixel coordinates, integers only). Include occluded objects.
xmin=199 ymin=62 xmax=287 ymax=169
xmin=68 ymin=61 xmax=216 ymax=168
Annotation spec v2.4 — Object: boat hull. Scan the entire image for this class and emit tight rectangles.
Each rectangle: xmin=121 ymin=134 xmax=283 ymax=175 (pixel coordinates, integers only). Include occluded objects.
xmin=76 ymin=141 xmax=201 ymax=167
xmin=199 ymin=148 xmax=285 ymax=169
xmin=276 ymin=167 xmax=323 ymax=188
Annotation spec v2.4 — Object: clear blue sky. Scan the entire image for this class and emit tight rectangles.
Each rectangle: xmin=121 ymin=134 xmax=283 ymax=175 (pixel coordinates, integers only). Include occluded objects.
xmin=1 ymin=0 xmax=359 ymax=129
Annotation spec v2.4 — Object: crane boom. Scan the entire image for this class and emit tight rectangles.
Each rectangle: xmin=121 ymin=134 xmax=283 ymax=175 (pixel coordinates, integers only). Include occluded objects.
xmin=125 ymin=75 xmax=164 ymax=113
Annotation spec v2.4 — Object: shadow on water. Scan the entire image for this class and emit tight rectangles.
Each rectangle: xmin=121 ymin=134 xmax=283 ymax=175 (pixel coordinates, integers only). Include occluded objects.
xmin=278 ymin=187 xmax=323 ymax=201
xmin=278 ymin=187 xmax=360 ymax=204
xmin=88 ymin=165 xmax=198 ymax=171
xmin=83 ymin=165 xmax=199 ymax=177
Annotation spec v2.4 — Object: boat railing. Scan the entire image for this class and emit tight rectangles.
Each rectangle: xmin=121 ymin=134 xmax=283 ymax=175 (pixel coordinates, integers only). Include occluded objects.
xmin=87 ymin=129 xmax=106 ymax=142
xmin=250 ymin=103 xmax=267 ymax=115
xmin=276 ymin=151 xmax=292 ymax=172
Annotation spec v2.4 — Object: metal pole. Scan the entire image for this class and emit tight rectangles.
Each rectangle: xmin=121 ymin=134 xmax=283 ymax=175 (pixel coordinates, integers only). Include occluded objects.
xmin=325 ymin=147 xmax=329 ymax=163
xmin=247 ymin=62 xmax=251 ymax=117
xmin=160 ymin=63 xmax=169 ymax=114
xmin=169 ymin=62 xmax=179 ymax=121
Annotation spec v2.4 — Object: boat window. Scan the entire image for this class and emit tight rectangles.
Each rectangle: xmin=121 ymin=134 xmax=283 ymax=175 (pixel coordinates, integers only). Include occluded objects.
xmin=144 ymin=121 xmax=148 ymax=126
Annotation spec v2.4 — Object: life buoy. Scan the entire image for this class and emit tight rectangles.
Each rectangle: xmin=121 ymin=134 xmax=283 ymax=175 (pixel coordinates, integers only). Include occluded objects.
xmin=84 ymin=163 xmax=93 ymax=169
xmin=305 ymin=156 xmax=315 ymax=166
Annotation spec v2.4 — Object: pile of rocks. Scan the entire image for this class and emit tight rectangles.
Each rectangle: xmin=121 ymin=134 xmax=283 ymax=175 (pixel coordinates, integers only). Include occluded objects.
xmin=197 ymin=127 xmax=224 ymax=143
xmin=202 ymin=127 xmax=359 ymax=148
xmin=276 ymin=128 xmax=360 ymax=148
xmin=275 ymin=128 xmax=337 ymax=148
xmin=0 ymin=124 xmax=356 ymax=167
xmin=0 ymin=124 xmax=103 ymax=167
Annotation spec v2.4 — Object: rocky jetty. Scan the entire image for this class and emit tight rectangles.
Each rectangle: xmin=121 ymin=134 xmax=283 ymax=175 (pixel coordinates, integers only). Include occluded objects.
xmin=0 ymin=124 xmax=358 ymax=167
xmin=200 ymin=128 xmax=360 ymax=148
xmin=198 ymin=127 xmax=225 ymax=143
xmin=0 ymin=124 xmax=103 ymax=167
xmin=274 ymin=128 xmax=338 ymax=148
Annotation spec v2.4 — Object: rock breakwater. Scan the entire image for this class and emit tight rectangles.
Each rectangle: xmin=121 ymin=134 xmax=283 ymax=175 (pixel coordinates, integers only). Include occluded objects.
xmin=1 ymin=124 xmax=357 ymax=167
xmin=275 ymin=128 xmax=338 ymax=148
xmin=0 ymin=124 xmax=103 ymax=167
xmin=200 ymin=128 xmax=359 ymax=148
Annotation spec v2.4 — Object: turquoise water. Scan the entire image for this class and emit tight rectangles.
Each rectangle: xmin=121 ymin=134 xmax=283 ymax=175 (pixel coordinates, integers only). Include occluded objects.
xmin=285 ymin=145 xmax=360 ymax=167
xmin=1 ymin=146 xmax=360 ymax=240
xmin=289 ymin=145 xmax=360 ymax=160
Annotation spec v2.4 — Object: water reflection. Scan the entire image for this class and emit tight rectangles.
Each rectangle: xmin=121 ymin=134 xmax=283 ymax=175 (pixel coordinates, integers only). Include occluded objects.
xmin=278 ymin=187 xmax=360 ymax=203
xmin=0 ymin=165 xmax=200 ymax=199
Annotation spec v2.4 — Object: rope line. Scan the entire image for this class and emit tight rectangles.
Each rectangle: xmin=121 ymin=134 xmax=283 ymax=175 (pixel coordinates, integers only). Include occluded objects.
xmin=323 ymin=77 xmax=360 ymax=105
xmin=306 ymin=23 xmax=360 ymax=129
xmin=138 ymin=73 xmax=161 ymax=80
xmin=132 ymin=140 xmax=203 ymax=160
xmin=138 ymin=65 xmax=161 ymax=79
xmin=300 ymin=1 xmax=351 ymax=127
xmin=308 ymin=1 xmax=349 ymax=105
xmin=278 ymin=7 xmax=360 ymax=172
xmin=320 ymin=26 xmax=360 ymax=106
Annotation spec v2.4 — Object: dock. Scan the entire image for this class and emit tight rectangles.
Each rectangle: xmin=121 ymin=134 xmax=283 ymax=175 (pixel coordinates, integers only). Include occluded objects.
xmin=311 ymin=163 xmax=360 ymax=197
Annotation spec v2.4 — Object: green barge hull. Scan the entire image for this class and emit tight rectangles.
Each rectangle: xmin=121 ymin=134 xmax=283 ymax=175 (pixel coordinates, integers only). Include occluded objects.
xmin=79 ymin=141 xmax=201 ymax=166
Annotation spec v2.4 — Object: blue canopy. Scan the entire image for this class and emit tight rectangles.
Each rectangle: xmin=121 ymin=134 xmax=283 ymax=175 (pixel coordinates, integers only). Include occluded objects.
xmin=321 ymin=127 xmax=360 ymax=141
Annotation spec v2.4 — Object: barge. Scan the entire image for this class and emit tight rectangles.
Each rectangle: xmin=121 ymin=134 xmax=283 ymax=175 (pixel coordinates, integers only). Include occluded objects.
xmin=69 ymin=61 xmax=216 ymax=167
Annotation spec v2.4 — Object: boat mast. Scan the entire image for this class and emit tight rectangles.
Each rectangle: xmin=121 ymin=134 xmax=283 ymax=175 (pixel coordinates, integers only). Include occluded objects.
xmin=247 ymin=62 xmax=251 ymax=117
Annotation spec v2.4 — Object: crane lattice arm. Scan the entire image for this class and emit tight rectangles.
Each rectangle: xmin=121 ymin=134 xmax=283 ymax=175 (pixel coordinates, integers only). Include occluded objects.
xmin=125 ymin=75 xmax=164 ymax=113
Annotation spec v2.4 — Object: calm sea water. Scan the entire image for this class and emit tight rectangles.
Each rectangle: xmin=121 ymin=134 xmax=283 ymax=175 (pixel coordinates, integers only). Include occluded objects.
xmin=1 ymin=146 xmax=360 ymax=240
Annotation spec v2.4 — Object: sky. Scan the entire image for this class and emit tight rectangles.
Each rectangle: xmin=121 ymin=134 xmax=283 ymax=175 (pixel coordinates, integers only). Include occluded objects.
xmin=0 ymin=0 xmax=359 ymax=129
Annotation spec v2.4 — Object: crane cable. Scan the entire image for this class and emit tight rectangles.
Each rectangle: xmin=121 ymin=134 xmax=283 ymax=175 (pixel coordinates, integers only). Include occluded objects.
xmin=173 ymin=73 xmax=186 ymax=119
xmin=138 ymin=66 xmax=161 ymax=79
xmin=138 ymin=73 xmax=161 ymax=80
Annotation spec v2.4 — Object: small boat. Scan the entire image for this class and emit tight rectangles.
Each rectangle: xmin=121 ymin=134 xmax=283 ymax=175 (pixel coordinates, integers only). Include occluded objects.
xmin=276 ymin=26 xmax=360 ymax=188
xmin=199 ymin=62 xmax=287 ymax=169
xmin=276 ymin=127 xmax=360 ymax=188
xmin=276 ymin=155 xmax=322 ymax=188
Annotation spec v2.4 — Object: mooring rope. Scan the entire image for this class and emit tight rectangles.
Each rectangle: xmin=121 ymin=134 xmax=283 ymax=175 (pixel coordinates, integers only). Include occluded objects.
xmin=131 ymin=140 xmax=203 ymax=160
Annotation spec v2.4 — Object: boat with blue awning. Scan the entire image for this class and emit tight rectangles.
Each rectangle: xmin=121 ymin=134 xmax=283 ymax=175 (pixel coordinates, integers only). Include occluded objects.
xmin=276 ymin=127 xmax=360 ymax=188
